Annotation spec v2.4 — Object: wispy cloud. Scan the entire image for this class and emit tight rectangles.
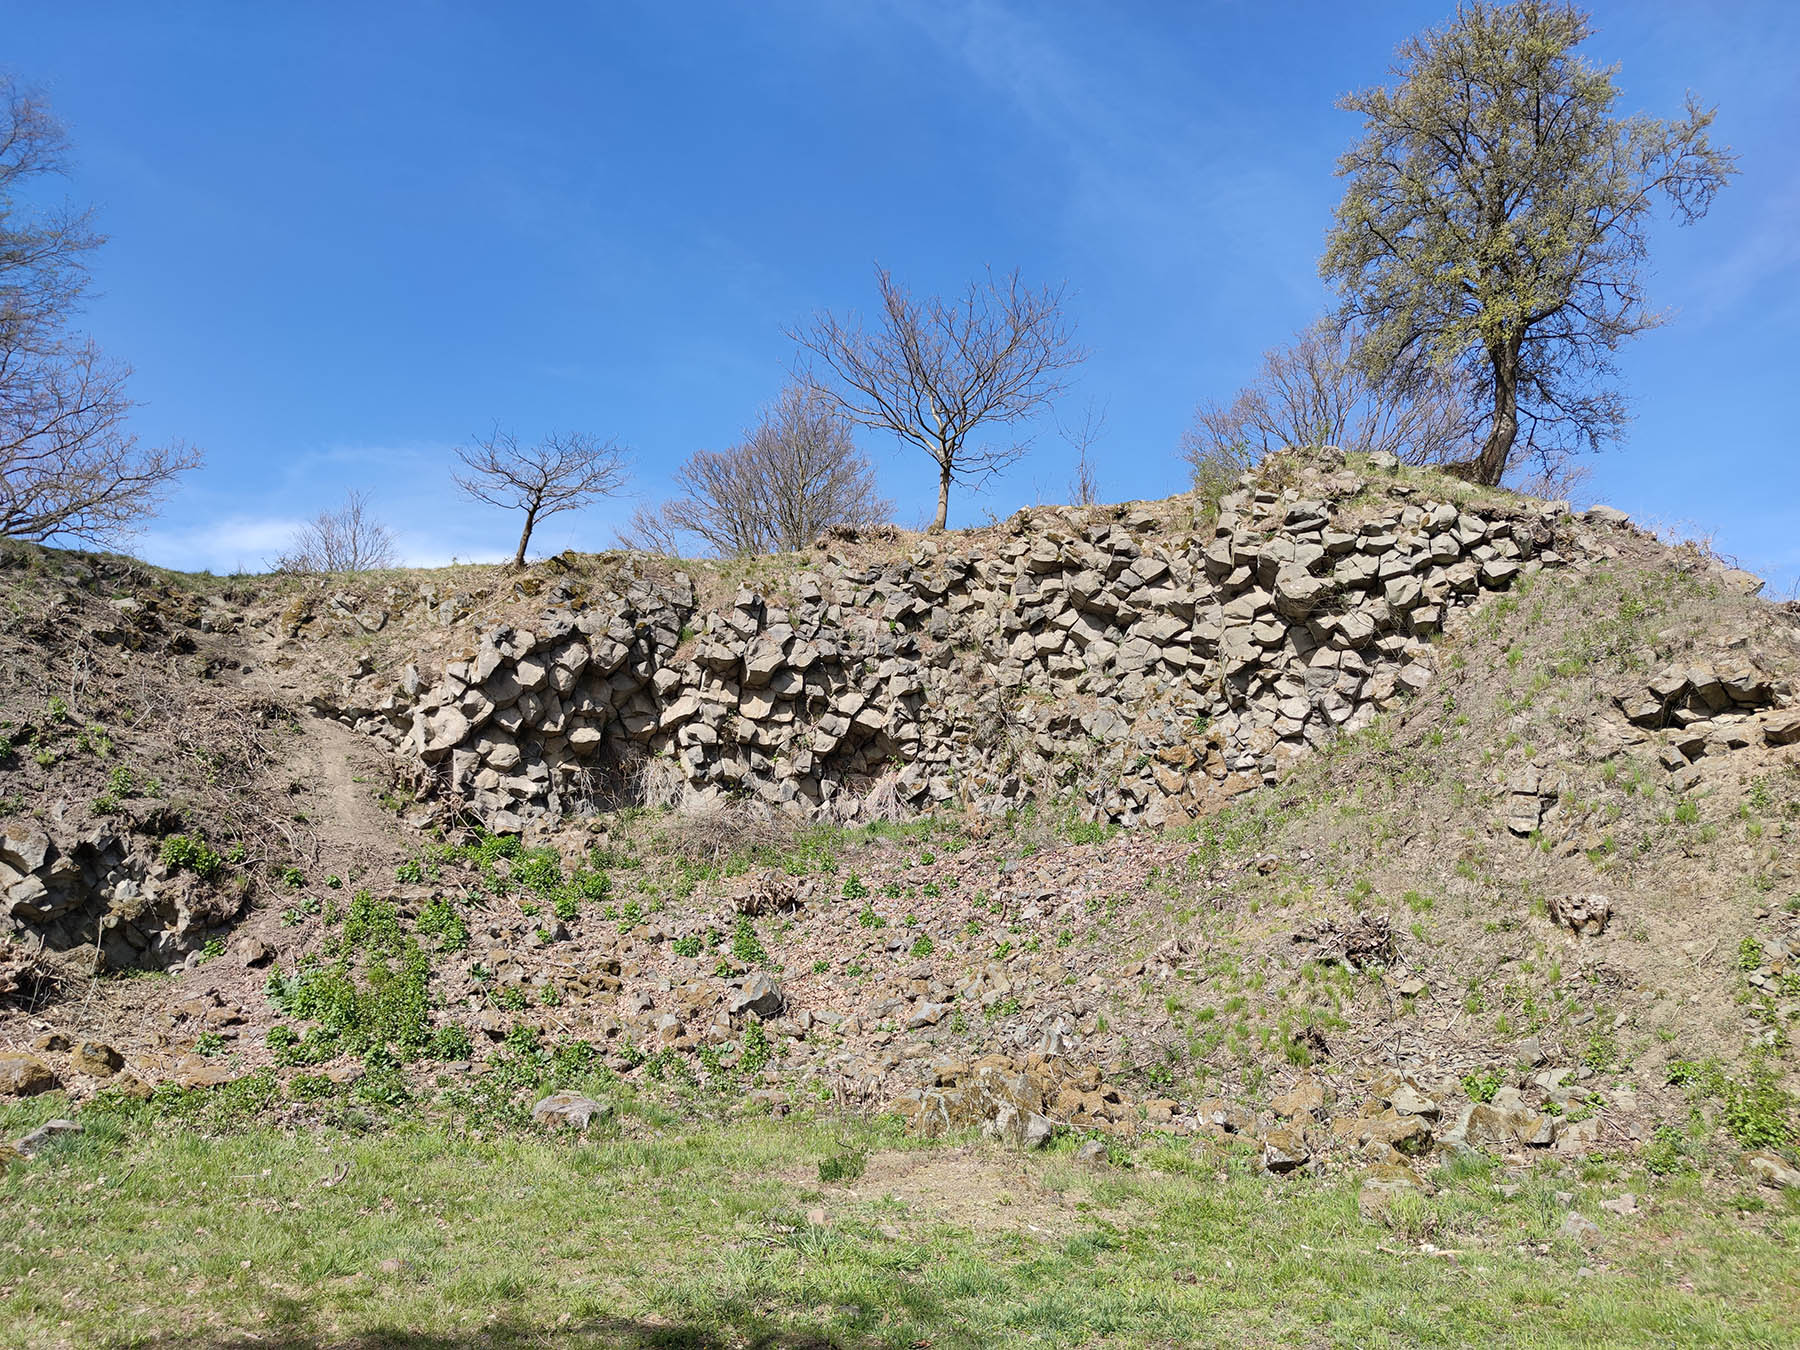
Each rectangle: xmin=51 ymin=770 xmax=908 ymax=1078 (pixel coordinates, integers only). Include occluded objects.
xmin=134 ymin=514 xmax=308 ymax=575
xmin=881 ymin=0 xmax=1319 ymax=301
xmin=1687 ymin=172 xmax=1800 ymax=325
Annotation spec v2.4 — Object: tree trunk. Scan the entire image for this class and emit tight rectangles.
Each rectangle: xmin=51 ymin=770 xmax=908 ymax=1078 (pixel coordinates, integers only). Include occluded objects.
xmin=1474 ymin=341 xmax=1521 ymax=486
xmin=930 ymin=463 xmax=951 ymax=533
xmin=511 ymin=507 xmax=537 ymax=569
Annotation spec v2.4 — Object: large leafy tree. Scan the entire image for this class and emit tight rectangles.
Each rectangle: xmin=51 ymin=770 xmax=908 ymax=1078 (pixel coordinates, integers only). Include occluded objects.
xmin=1321 ymin=1 xmax=1736 ymax=486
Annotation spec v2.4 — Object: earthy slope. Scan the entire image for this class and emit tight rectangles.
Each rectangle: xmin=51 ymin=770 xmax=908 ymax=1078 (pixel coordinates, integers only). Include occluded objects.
xmin=1 ymin=456 xmax=1797 ymax=1200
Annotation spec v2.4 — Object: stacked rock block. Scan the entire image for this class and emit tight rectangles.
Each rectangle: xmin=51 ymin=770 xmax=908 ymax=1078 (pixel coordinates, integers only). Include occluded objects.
xmin=1617 ymin=662 xmax=1799 ymax=762
xmin=373 ymin=455 xmax=1571 ymax=833
xmin=1 ymin=822 xmax=232 ymax=970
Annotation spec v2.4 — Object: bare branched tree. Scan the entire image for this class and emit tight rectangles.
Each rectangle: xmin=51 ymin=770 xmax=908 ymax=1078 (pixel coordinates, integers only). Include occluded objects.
xmin=273 ymin=489 xmax=399 ymax=573
xmin=453 ymin=428 xmax=629 ymax=568
xmin=1 ymin=76 xmax=201 ymax=545
xmin=788 ymin=264 xmax=1086 ymax=532
xmin=622 ymin=383 xmax=889 ymax=557
xmin=1058 ymin=399 xmax=1106 ymax=507
xmin=1181 ymin=318 xmax=1481 ymax=493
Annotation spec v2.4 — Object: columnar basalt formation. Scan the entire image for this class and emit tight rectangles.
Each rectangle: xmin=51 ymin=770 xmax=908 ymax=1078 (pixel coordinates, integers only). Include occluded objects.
xmin=352 ymin=453 xmax=1579 ymax=832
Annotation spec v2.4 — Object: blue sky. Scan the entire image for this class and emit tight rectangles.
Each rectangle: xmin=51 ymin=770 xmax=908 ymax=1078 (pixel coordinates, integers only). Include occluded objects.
xmin=9 ymin=1 xmax=1798 ymax=591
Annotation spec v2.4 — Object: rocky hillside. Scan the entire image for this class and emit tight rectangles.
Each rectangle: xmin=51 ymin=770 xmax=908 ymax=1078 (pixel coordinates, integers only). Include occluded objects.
xmin=2 ymin=450 xmax=1798 ymax=1194
xmin=322 ymin=448 xmax=1589 ymax=833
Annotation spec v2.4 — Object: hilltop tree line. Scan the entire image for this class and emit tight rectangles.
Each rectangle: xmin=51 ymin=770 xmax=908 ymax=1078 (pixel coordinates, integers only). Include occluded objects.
xmin=0 ymin=2 xmax=1735 ymax=571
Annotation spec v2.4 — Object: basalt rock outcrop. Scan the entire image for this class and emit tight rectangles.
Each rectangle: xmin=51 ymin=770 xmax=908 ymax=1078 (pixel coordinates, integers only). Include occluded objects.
xmin=338 ymin=452 xmax=1584 ymax=832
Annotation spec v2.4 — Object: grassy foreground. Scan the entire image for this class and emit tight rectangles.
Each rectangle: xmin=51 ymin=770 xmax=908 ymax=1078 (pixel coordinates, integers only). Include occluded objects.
xmin=2 ymin=1096 xmax=1797 ymax=1349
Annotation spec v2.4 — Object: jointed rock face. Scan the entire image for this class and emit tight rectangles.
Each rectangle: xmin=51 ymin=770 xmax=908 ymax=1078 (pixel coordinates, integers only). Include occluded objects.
xmin=357 ymin=452 xmax=1574 ymax=833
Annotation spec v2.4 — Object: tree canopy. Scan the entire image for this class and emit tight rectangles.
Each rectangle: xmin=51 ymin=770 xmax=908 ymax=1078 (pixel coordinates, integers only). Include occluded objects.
xmin=1320 ymin=1 xmax=1736 ymax=486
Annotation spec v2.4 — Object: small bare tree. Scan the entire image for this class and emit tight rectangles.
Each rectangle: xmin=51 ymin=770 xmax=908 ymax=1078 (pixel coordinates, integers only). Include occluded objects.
xmin=623 ymin=384 xmax=889 ymax=557
xmin=273 ymin=489 xmax=399 ymax=573
xmin=1 ymin=77 xmax=200 ymax=545
xmin=789 ymin=265 xmax=1086 ymax=532
xmin=1181 ymin=318 xmax=1481 ymax=493
xmin=1058 ymin=399 xmax=1106 ymax=507
xmin=453 ymin=428 xmax=629 ymax=568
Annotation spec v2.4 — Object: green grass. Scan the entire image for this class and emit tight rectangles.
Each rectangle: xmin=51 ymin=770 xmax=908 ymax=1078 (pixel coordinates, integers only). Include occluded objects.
xmin=1 ymin=1102 xmax=1796 ymax=1348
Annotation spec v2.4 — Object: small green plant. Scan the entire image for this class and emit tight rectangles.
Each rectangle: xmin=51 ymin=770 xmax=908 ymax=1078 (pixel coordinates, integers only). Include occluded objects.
xmin=671 ymin=934 xmax=702 ymax=958
xmin=417 ymin=896 xmax=470 ymax=953
xmin=431 ymin=1024 xmax=473 ymax=1060
xmin=1642 ymin=1125 xmax=1692 ymax=1175
xmin=1582 ymin=1030 xmax=1620 ymax=1073
xmin=1461 ymin=1069 xmax=1502 ymax=1103
xmin=910 ymin=935 xmax=934 ymax=957
xmin=193 ymin=1031 xmax=227 ymax=1057
xmin=1738 ymin=936 xmax=1764 ymax=972
xmin=740 ymin=1020 xmax=773 ymax=1075
xmin=817 ymin=1148 xmax=868 ymax=1183
xmin=841 ymin=873 xmax=869 ymax=902
xmin=395 ymin=858 xmax=425 ymax=884
xmin=289 ymin=1074 xmax=337 ymax=1101
xmin=159 ymin=834 xmax=223 ymax=880
xmin=280 ymin=866 xmax=307 ymax=888
xmin=858 ymin=905 xmax=886 ymax=931
xmin=199 ymin=937 xmax=226 ymax=962
xmin=732 ymin=916 xmax=769 ymax=966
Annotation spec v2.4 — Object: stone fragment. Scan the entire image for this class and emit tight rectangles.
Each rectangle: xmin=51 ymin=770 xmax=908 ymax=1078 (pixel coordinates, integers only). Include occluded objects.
xmin=71 ymin=1041 xmax=123 ymax=1077
xmin=531 ymin=1092 xmax=614 ymax=1129
xmin=1547 ymin=893 xmax=1611 ymax=937
xmin=1271 ymin=1078 xmax=1326 ymax=1119
xmin=991 ymin=1103 xmax=1054 ymax=1150
xmin=1763 ymin=708 xmax=1800 ymax=747
xmin=1747 ymin=1152 xmax=1800 ymax=1190
xmin=1558 ymin=1211 xmax=1602 ymax=1244
xmin=906 ymin=1002 xmax=952 ymax=1030
xmin=1073 ymin=1138 xmax=1110 ymax=1166
xmin=174 ymin=1057 xmax=236 ymax=1089
xmin=0 ymin=1054 xmax=55 ymax=1097
xmin=1357 ymin=1162 xmax=1426 ymax=1221
xmin=729 ymin=971 xmax=785 ymax=1020
xmin=1389 ymin=1082 xmax=1439 ymax=1120
xmin=1261 ymin=1126 xmax=1311 ymax=1174
xmin=15 ymin=1118 xmax=82 ymax=1155
xmin=0 ymin=824 xmax=52 ymax=874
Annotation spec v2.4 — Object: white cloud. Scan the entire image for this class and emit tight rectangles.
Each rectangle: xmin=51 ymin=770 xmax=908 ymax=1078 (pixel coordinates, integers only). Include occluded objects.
xmin=134 ymin=515 xmax=309 ymax=575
